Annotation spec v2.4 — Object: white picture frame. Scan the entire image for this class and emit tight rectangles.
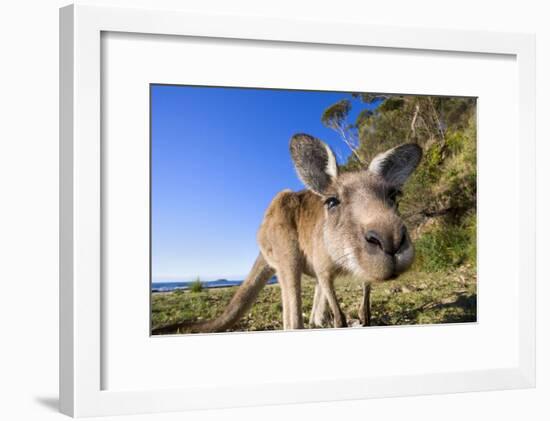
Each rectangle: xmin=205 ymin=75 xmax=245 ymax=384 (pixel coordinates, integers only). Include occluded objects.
xmin=59 ymin=3 xmax=535 ymax=417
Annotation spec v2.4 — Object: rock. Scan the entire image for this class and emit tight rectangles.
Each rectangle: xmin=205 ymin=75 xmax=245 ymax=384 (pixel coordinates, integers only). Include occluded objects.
xmin=349 ymin=319 xmax=362 ymax=328
xmin=440 ymin=297 xmax=456 ymax=305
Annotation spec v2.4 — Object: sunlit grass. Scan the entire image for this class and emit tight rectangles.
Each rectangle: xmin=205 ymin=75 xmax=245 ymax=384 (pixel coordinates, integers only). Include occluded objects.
xmin=151 ymin=265 xmax=476 ymax=334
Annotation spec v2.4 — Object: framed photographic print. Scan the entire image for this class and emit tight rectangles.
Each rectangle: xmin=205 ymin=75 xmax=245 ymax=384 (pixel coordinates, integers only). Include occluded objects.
xmin=60 ymin=3 xmax=535 ymax=417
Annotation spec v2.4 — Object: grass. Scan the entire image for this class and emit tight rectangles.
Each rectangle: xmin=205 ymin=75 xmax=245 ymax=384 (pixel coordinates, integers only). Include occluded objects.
xmin=151 ymin=265 xmax=476 ymax=334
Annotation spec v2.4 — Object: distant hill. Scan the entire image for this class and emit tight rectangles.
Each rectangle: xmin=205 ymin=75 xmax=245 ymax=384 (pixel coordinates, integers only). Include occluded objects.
xmin=152 ymin=276 xmax=278 ymax=293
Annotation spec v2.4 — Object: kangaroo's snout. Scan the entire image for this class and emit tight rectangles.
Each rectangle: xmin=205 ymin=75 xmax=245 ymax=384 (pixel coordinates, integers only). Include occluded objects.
xmin=365 ymin=226 xmax=407 ymax=256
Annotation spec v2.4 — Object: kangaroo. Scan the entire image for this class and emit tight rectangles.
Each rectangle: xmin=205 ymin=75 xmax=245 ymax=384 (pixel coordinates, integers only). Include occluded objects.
xmin=153 ymin=133 xmax=422 ymax=334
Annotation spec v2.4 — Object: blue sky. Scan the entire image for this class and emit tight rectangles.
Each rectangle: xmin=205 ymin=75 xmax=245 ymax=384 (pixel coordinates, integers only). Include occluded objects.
xmin=151 ymin=85 xmax=375 ymax=282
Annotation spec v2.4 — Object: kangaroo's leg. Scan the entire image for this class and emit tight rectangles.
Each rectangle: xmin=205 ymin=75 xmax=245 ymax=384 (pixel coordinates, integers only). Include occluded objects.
xmin=316 ymin=275 xmax=347 ymax=328
xmin=359 ymin=282 xmax=372 ymax=327
xmin=309 ymin=284 xmax=323 ymax=326
xmin=310 ymin=284 xmax=330 ymax=327
xmin=277 ymin=276 xmax=291 ymax=329
xmin=277 ymin=267 xmax=304 ymax=330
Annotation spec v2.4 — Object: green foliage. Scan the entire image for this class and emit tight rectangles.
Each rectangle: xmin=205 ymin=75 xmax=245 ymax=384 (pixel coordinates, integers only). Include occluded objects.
xmin=351 ymin=92 xmax=390 ymax=104
xmin=378 ymin=97 xmax=405 ymax=112
xmin=413 ymin=213 xmax=476 ymax=272
xmin=355 ymin=109 xmax=373 ymax=127
xmin=189 ymin=277 xmax=204 ymax=293
xmin=321 ymin=99 xmax=352 ymax=130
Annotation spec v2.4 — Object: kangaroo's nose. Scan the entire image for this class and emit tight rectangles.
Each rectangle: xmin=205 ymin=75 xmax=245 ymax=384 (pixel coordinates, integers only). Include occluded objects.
xmin=366 ymin=228 xmax=405 ymax=255
xmin=365 ymin=230 xmax=387 ymax=252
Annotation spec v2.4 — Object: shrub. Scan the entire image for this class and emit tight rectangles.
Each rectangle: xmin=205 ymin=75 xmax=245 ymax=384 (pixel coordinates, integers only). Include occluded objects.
xmin=413 ymin=213 xmax=476 ymax=272
xmin=189 ymin=277 xmax=204 ymax=293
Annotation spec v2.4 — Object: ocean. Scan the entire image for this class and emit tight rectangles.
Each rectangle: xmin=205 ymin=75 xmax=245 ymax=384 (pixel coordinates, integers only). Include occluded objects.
xmin=151 ymin=276 xmax=278 ymax=292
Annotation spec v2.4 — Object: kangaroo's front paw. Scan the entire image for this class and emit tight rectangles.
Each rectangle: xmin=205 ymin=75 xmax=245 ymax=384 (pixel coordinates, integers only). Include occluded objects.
xmin=310 ymin=306 xmax=331 ymax=328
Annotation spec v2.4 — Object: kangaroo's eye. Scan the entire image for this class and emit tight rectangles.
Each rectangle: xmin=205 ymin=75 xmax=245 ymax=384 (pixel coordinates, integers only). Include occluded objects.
xmin=324 ymin=197 xmax=341 ymax=210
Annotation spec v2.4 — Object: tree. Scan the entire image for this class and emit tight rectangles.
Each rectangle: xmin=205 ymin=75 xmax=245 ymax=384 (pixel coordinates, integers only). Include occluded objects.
xmin=321 ymin=99 xmax=363 ymax=163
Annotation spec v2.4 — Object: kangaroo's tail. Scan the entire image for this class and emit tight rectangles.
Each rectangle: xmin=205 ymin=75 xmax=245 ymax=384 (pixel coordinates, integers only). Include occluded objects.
xmin=152 ymin=253 xmax=275 ymax=335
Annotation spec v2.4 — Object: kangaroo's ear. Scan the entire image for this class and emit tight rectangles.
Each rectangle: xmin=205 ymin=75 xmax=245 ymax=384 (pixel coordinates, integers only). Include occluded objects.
xmin=290 ymin=133 xmax=338 ymax=195
xmin=368 ymin=143 xmax=422 ymax=186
